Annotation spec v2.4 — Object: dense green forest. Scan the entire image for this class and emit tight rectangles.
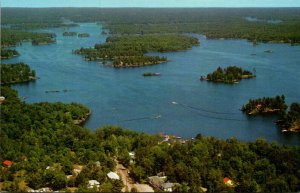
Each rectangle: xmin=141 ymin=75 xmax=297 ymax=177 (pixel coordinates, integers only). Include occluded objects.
xmin=277 ymin=103 xmax=300 ymax=133
xmin=2 ymin=8 xmax=300 ymax=44
xmin=201 ymin=66 xmax=255 ymax=84
xmin=0 ymin=49 xmax=19 ymax=59
xmin=0 ymin=63 xmax=36 ymax=84
xmin=1 ymin=29 xmax=56 ymax=47
xmin=241 ymin=95 xmax=287 ymax=115
xmin=75 ymin=34 xmax=198 ymax=67
xmin=0 ymin=87 xmax=299 ymax=192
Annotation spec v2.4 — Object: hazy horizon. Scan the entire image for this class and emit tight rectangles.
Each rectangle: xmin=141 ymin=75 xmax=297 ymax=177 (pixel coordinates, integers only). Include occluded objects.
xmin=1 ymin=0 xmax=300 ymax=8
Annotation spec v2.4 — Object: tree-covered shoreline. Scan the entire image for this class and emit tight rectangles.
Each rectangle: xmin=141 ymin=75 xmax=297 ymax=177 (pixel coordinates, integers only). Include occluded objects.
xmin=75 ymin=34 xmax=199 ymax=67
xmin=241 ymin=95 xmax=287 ymax=116
xmin=277 ymin=103 xmax=300 ymax=133
xmin=0 ymin=49 xmax=19 ymax=59
xmin=0 ymin=63 xmax=37 ymax=85
xmin=1 ymin=29 xmax=56 ymax=47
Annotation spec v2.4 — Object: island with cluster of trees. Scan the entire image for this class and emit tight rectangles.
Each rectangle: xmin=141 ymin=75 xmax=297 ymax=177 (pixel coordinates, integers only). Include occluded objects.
xmin=63 ymin=32 xmax=77 ymax=36
xmin=200 ymin=66 xmax=255 ymax=84
xmin=241 ymin=95 xmax=287 ymax=115
xmin=0 ymin=49 xmax=19 ymax=59
xmin=277 ymin=103 xmax=300 ymax=132
xmin=1 ymin=63 xmax=37 ymax=84
xmin=74 ymin=34 xmax=199 ymax=67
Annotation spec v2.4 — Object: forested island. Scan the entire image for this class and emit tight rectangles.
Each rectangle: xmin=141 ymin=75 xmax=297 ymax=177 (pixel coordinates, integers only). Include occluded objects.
xmin=75 ymin=34 xmax=199 ymax=67
xmin=63 ymin=32 xmax=77 ymax=36
xmin=241 ymin=95 xmax=287 ymax=115
xmin=201 ymin=66 xmax=255 ymax=84
xmin=1 ymin=29 xmax=56 ymax=47
xmin=2 ymin=8 xmax=300 ymax=44
xmin=0 ymin=63 xmax=37 ymax=84
xmin=277 ymin=103 xmax=300 ymax=133
xmin=1 ymin=86 xmax=300 ymax=192
xmin=0 ymin=49 xmax=19 ymax=59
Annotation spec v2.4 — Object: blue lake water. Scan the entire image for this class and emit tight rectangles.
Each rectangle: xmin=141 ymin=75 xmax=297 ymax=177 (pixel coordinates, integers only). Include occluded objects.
xmin=4 ymin=23 xmax=300 ymax=145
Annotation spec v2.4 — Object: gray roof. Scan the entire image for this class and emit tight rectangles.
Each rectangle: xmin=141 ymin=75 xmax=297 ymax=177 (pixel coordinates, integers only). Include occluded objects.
xmin=162 ymin=183 xmax=174 ymax=189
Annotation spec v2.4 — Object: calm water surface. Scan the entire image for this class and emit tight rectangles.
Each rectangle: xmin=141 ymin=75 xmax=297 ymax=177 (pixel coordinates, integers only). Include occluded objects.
xmin=5 ymin=23 xmax=300 ymax=145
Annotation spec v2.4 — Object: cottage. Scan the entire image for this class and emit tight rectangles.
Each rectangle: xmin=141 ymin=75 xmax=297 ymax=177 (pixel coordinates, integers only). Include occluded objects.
xmin=0 ymin=96 xmax=5 ymax=104
xmin=88 ymin=180 xmax=100 ymax=189
xmin=148 ymin=176 xmax=175 ymax=192
xmin=224 ymin=177 xmax=234 ymax=187
xmin=162 ymin=182 xmax=175 ymax=192
xmin=3 ymin=160 xmax=12 ymax=167
xmin=73 ymin=165 xmax=83 ymax=175
xmin=107 ymin=171 xmax=120 ymax=180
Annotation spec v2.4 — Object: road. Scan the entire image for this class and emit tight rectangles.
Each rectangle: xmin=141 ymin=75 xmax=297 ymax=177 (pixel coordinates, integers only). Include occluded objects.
xmin=115 ymin=161 xmax=154 ymax=192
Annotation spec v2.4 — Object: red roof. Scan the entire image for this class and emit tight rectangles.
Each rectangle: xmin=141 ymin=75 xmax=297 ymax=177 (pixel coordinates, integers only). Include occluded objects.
xmin=3 ymin=160 xmax=12 ymax=167
xmin=256 ymin=104 xmax=262 ymax=108
xmin=224 ymin=177 xmax=231 ymax=183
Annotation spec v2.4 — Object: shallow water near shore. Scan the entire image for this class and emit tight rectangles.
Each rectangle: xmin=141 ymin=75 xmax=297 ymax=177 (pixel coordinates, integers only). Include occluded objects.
xmin=5 ymin=23 xmax=300 ymax=145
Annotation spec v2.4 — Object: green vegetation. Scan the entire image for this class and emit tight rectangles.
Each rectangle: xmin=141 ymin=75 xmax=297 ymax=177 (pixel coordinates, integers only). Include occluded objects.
xmin=1 ymin=87 xmax=300 ymax=192
xmin=1 ymin=49 xmax=19 ymax=59
xmin=201 ymin=66 xmax=255 ymax=84
xmin=2 ymin=8 xmax=300 ymax=44
xmin=63 ymin=32 xmax=77 ymax=36
xmin=277 ymin=103 xmax=300 ymax=132
xmin=1 ymin=29 xmax=56 ymax=47
xmin=78 ymin=33 xmax=90 ymax=38
xmin=75 ymin=34 xmax=198 ymax=67
xmin=1 ymin=63 xmax=36 ymax=84
xmin=241 ymin=95 xmax=287 ymax=115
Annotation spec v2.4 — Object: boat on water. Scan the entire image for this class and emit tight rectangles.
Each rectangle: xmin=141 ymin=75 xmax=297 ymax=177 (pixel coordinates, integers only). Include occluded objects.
xmin=143 ymin=72 xmax=161 ymax=77
xmin=264 ymin=50 xmax=273 ymax=53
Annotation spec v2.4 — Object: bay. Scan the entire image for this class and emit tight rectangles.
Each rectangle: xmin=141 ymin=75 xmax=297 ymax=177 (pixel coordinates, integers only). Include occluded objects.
xmin=5 ymin=23 xmax=300 ymax=145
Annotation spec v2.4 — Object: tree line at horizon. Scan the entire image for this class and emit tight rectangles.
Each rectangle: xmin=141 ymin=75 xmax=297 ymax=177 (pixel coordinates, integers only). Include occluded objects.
xmin=2 ymin=8 xmax=300 ymax=44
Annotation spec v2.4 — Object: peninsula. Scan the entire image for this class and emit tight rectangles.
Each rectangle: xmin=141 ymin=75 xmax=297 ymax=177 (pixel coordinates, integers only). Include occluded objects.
xmin=241 ymin=95 xmax=287 ymax=115
xmin=277 ymin=103 xmax=300 ymax=133
xmin=1 ymin=63 xmax=37 ymax=84
xmin=75 ymin=34 xmax=199 ymax=68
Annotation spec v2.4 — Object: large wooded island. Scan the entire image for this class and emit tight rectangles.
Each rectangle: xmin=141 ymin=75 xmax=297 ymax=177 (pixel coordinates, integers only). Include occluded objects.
xmin=75 ymin=34 xmax=199 ymax=67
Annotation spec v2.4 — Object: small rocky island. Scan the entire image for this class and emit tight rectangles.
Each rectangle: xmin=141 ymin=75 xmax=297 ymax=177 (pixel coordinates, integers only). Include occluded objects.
xmin=241 ymin=95 xmax=287 ymax=115
xmin=32 ymin=37 xmax=56 ymax=45
xmin=277 ymin=103 xmax=300 ymax=133
xmin=200 ymin=66 xmax=255 ymax=84
xmin=63 ymin=32 xmax=77 ymax=36
xmin=74 ymin=34 xmax=199 ymax=68
xmin=143 ymin=72 xmax=161 ymax=77
xmin=78 ymin=33 xmax=90 ymax=37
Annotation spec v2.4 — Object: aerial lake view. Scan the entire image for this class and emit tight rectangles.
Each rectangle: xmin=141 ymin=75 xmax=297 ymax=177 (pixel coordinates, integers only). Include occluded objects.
xmin=5 ymin=23 xmax=300 ymax=145
xmin=1 ymin=4 xmax=300 ymax=193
